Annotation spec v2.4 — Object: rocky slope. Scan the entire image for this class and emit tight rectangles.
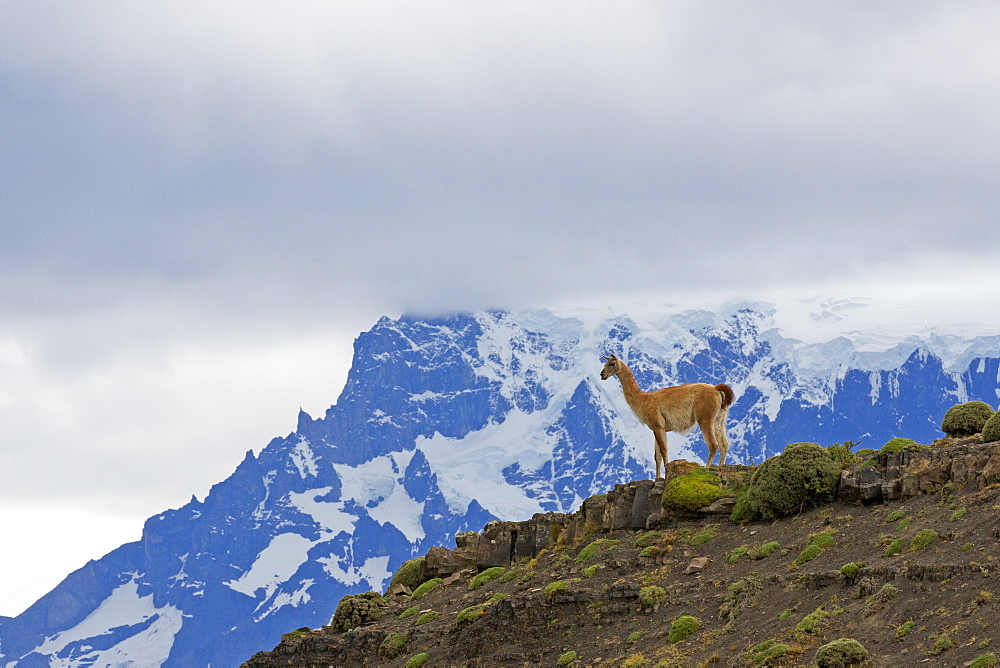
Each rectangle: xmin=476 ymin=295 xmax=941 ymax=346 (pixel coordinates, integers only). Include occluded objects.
xmin=245 ymin=438 xmax=1000 ymax=667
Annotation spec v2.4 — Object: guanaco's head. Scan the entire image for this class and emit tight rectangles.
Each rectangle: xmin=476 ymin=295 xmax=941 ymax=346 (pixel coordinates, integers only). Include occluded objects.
xmin=599 ymin=354 xmax=621 ymax=380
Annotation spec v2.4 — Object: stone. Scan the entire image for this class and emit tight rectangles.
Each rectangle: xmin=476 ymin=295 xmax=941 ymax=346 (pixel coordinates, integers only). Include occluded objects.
xmin=684 ymin=557 xmax=709 ymax=574
xmin=387 ymin=584 xmax=412 ymax=597
xmin=425 ymin=546 xmax=475 ymax=579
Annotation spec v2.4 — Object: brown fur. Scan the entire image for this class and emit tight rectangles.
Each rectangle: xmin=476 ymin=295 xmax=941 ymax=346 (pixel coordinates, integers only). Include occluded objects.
xmin=600 ymin=353 xmax=734 ymax=478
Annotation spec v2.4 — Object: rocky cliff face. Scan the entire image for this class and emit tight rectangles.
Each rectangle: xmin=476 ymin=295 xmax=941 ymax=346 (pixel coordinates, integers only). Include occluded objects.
xmin=2 ymin=305 xmax=997 ymax=666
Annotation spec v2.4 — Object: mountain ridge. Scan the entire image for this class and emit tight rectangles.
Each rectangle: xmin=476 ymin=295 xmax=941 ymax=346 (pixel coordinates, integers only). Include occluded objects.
xmin=2 ymin=304 xmax=997 ymax=666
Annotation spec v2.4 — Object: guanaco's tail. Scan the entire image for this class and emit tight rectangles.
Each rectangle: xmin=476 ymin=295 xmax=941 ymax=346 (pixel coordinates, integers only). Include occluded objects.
xmin=715 ymin=383 xmax=735 ymax=409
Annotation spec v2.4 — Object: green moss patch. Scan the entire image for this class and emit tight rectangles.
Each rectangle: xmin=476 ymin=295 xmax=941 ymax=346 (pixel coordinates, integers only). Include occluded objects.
xmin=880 ymin=438 xmax=927 ymax=456
xmin=379 ymin=632 xmax=410 ymax=659
xmin=793 ymin=606 xmax=842 ymax=637
xmin=744 ymin=639 xmax=790 ymax=665
xmin=883 ymin=538 xmax=906 ymax=558
xmin=456 ymin=604 xmax=488 ymax=627
xmin=727 ymin=545 xmax=749 ymax=564
xmin=911 ymin=529 xmax=939 ymax=551
xmin=690 ymin=525 xmax=718 ymax=546
xmin=405 ymin=652 xmax=430 ymax=668
xmin=411 ymin=578 xmax=443 ymax=600
xmin=544 ymin=578 xmax=580 ymax=599
xmin=389 ymin=557 xmax=427 ymax=591
xmin=662 ymin=467 xmax=728 ymax=512
xmin=414 ymin=610 xmax=439 ymax=625
xmin=468 ymin=567 xmax=505 ymax=591
xmin=639 ymin=585 xmax=666 ymax=607
xmin=556 ymin=650 xmax=578 ymax=667
xmin=667 ymin=615 xmax=701 ymax=643
xmin=748 ymin=540 xmax=780 ymax=560
xmin=574 ymin=538 xmax=619 ymax=563
xmin=894 ymin=621 xmax=915 ymax=639
xmin=792 ymin=531 xmax=836 ymax=567
xmin=815 ymin=638 xmax=868 ymax=667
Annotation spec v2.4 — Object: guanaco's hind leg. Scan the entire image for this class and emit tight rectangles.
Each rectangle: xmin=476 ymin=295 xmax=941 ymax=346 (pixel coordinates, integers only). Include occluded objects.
xmin=715 ymin=412 xmax=730 ymax=466
xmin=699 ymin=415 xmax=720 ymax=468
xmin=653 ymin=430 xmax=669 ymax=479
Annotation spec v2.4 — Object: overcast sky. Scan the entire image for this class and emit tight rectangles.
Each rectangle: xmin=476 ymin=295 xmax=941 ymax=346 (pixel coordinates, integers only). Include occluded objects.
xmin=3 ymin=1 xmax=999 ymax=617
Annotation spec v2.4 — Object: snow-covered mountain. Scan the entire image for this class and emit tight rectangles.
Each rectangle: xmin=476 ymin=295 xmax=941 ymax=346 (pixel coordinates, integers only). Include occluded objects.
xmin=2 ymin=303 xmax=998 ymax=666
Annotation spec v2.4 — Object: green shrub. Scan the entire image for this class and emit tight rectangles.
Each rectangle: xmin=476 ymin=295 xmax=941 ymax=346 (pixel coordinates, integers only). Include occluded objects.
xmin=627 ymin=631 xmax=644 ymax=643
xmin=582 ymin=564 xmax=601 ymax=578
xmin=880 ymin=437 xmax=927 ymax=456
xmin=983 ymin=411 xmax=1000 ymax=443
xmin=662 ymin=467 xmax=727 ymax=512
xmin=940 ymin=482 xmax=956 ymax=504
xmin=638 ymin=545 xmax=660 ymax=558
xmin=456 ymin=603 xmax=488 ymax=626
xmin=544 ymin=578 xmax=580 ymax=599
xmin=815 ymin=638 xmax=868 ymax=667
xmin=415 ymin=610 xmax=439 ymax=625
xmin=729 ymin=442 xmax=841 ymax=522
xmin=556 ymin=650 xmax=577 ymax=666
xmin=971 ymin=653 xmax=998 ymax=668
xmin=411 ymin=578 xmax=443 ymax=599
xmin=575 ymin=538 xmax=619 ymax=563
xmin=748 ymin=541 xmax=780 ymax=560
xmin=885 ymin=509 xmax=906 ymax=523
xmin=690 ymin=525 xmax=718 ymax=546
xmin=639 ymin=585 xmax=667 ymax=608
xmin=930 ymin=630 xmax=954 ymax=655
xmin=667 ymin=615 xmax=701 ymax=643
xmin=839 ymin=563 xmax=860 ymax=581
xmin=720 ymin=574 xmax=763 ymax=621
xmin=911 ymin=529 xmax=939 ymax=551
xmin=399 ymin=605 xmax=420 ymax=619
xmin=389 ymin=557 xmax=427 ymax=591
xmin=499 ymin=568 xmax=522 ymax=583
xmin=894 ymin=620 xmax=915 ymax=639
xmin=405 ymin=653 xmax=430 ymax=668
xmin=745 ymin=639 xmax=790 ymax=665
xmin=469 ymin=567 xmax=505 ymax=591
xmin=330 ymin=591 xmax=386 ymax=631
xmin=379 ymin=632 xmax=410 ymax=659
xmin=488 ymin=592 xmax=506 ymax=603
xmin=793 ymin=543 xmax=822 ymax=567
xmin=635 ymin=530 xmax=663 ymax=547
xmin=826 ymin=441 xmax=860 ymax=467
xmin=856 ymin=448 xmax=876 ymax=458
xmin=727 ymin=546 xmax=749 ymax=564
xmin=883 ymin=538 xmax=906 ymax=558
xmin=951 ymin=507 xmax=967 ymax=521
xmin=864 ymin=583 xmax=898 ymax=616
xmin=794 ymin=606 xmax=840 ymax=637
xmin=942 ymin=401 xmax=995 ymax=437
xmin=793 ymin=531 xmax=835 ymax=566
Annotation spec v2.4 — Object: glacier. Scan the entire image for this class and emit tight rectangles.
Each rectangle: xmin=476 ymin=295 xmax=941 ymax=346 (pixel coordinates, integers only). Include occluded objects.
xmin=2 ymin=303 xmax=998 ymax=667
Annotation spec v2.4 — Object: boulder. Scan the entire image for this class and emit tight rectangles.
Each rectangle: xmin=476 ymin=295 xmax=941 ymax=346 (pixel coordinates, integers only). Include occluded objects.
xmin=424 ymin=546 xmax=474 ymax=579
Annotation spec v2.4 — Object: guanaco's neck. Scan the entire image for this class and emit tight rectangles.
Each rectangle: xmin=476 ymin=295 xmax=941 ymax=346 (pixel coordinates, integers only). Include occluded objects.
xmin=614 ymin=363 xmax=646 ymax=408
